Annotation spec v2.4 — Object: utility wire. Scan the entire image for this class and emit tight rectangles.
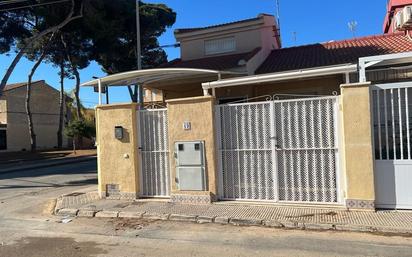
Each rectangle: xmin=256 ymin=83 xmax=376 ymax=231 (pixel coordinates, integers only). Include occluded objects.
xmin=0 ymin=0 xmax=70 ymax=12
xmin=0 ymin=0 xmax=31 ymax=6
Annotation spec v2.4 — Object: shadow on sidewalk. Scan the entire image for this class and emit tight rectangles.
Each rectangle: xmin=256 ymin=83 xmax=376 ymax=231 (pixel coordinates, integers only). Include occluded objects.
xmin=0 ymin=159 xmax=97 ymax=181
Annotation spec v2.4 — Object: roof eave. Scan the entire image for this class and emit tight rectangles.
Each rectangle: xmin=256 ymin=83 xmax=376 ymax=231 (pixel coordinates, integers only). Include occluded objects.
xmin=202 ymin=64 xmax=358 ymax=90
xmin=175 ymin=18 xmax=265 ymax=40
xmin=80 ymin=68 xmax=243 ymax=88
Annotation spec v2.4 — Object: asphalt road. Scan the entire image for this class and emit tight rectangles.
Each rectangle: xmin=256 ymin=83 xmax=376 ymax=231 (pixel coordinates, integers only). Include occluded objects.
xmin=0 ymin=160 xmax=412 ymax=257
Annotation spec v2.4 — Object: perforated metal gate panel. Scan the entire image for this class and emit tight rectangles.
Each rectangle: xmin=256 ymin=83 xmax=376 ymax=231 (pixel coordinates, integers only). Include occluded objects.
xmin=138 ymin=109 xmax=170 ymax=197
xmin=274 ymin=97 xmax=339 ymax=203
xmin=216 ymin=97 xmax=340 ymax=203
xmin=216 ymin=102 xmax=276 ymax=201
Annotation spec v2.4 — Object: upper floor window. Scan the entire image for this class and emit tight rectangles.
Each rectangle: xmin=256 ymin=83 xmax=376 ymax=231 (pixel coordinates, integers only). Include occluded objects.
xmin=204 ymin=37 xmax=236 ymax=55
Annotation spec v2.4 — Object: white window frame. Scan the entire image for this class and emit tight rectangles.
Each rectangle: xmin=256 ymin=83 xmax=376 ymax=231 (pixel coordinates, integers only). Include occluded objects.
xmin=204 ymin=37 xmax=236 ymax=56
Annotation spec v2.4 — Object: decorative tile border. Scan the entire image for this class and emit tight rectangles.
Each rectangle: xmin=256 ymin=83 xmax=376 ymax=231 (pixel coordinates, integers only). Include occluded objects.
xmin=170 ymin=194 xmax=212 ymax=204
xmin=100 ymin=191 xmax=137 ymax=200
xmin=346 ymin=199 xmax=375 ymax=210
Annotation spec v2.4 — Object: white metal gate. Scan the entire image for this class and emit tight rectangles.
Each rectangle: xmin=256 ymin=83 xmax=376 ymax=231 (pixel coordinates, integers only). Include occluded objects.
xmin=372 ymin=82 xmax=412 ymax=209
xmin=216 ymin=96 xmax=340 ymax=204
xmin=138 ymin=109 xmax=170 ymax=197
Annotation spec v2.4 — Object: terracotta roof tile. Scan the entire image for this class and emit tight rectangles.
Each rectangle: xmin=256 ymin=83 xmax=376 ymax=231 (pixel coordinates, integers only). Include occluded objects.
xmin=257 ymin=33 xmax=412 ymax=74
xmin=160 ymin=48 xmax=261 ymax=71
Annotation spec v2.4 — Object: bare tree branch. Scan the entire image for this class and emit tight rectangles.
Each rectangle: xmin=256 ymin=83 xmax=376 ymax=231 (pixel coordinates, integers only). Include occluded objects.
xmin=0 ymin=0 xmax=84 ymax=95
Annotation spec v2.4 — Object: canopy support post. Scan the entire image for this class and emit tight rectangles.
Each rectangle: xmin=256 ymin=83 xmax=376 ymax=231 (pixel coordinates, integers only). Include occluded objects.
xmin=98 ymin=79 xmax=102 ymax=105
xmin=345 ymin=72 xmax=350 ymax=84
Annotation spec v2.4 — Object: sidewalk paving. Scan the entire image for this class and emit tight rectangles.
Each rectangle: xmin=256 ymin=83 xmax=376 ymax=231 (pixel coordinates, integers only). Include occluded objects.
xmin=55 ymin=191 xmax=412 ymax=235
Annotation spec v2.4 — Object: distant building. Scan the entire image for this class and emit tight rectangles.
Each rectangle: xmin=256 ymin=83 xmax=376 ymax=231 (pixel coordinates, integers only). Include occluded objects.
xmin=0 ymin=80 xmax=70 ymax=151
xmin=383 ymin=0 xmax=412 ymax=33
xmin=143 ymin=14 xmax=281 ymax=104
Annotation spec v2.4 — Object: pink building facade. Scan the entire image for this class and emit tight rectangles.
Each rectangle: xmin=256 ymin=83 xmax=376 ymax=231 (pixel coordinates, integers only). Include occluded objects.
xmin=383 ymin=0 xmax=412 ymax=33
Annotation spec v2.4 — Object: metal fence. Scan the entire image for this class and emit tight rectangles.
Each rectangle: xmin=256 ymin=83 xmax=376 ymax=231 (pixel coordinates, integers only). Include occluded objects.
xmin=138 ymin=109 xmax=170 ymax=197
xmin=215 ymin=96 xmax=340 ymax=204
xmin=372 ymin=85 xmax=412 ymax=160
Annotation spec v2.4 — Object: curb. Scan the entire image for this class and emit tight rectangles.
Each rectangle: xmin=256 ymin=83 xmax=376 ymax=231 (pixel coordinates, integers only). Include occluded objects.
xmin=54 ymin=191 xmax=100 ymax=214
xmin=55 ymin=208 xmax=412 ymax=236
xmin=0 ymin=156 xmax=96 ymax=174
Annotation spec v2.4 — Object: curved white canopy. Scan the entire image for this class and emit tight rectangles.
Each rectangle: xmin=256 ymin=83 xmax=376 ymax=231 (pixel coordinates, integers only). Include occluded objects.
xmin=80 ymin=68 xmax=236 ymax=88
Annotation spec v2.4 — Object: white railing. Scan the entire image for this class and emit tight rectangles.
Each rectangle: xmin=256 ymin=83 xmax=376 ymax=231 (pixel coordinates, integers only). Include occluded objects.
xmin=138 ymin=108 xmax=170 ymax=197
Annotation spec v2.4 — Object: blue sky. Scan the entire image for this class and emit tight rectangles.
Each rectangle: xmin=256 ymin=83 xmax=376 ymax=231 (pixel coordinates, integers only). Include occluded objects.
xmin=0 ymin=0 xmax=388 ymax=107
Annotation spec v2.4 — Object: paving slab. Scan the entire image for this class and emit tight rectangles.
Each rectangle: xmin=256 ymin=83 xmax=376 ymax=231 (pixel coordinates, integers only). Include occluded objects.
xmin=57 ymin=208 xmax=79 ymax=216
xmin=197 ymin=216 xmax=215 ymax=224
xmin=118 ymin=211 xmax=144 ymax=218
xmin=263 ymin=220 xmax=284 ymax=228
xmin=142 ymin=213 xmax=170 ymax=220
xmin=77 ymin=209 xmax=97 ymax=217
xmin=169 ymin=214 xmax=197 ymax=222
xmin=95 ymin=211 xmax=119 ymax=218
xmin=229 ymin=217 xmax=262 ymax=226
xmin=214 ymin=216 xmax=229 ymax=224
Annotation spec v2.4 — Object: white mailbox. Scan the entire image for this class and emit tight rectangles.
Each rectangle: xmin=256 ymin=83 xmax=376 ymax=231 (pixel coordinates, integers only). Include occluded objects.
xmin=175 ymin=141 xmax=206 ymax=191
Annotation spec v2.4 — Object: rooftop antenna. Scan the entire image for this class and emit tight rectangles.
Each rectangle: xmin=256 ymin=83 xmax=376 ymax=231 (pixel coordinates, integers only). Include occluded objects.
xmin=275 ymin=0 xmax=281 ymax=41
xmin=348 ymin=21 xmax=358 ymax=38
xmin=292 ymin=31 xmax=297 ymax=44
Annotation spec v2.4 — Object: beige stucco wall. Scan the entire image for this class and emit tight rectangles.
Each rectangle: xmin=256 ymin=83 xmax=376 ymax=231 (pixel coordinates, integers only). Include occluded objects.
xmin=94 ymin=79 xmax=377 ymax=208
xmin=0 ymin=98 xmax=6 ymax=124
xmin=340 ymin=82 xmax=375 ymax=207
xmin=166 ymin=96 xmax=218 ymax=200
xmin=96 ymin=103 xmax=139 ymax=198
xmin=4 ymin=82 xmax=68 ymax=151
xmin=177 ymin=15 xmax=278 ymax=61
xmin=180 ymin=29 xmax=263 ymax=61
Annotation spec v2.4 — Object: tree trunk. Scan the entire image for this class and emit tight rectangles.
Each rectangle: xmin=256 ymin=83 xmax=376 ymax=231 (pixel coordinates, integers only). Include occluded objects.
xmin=25 ymin=82 xmax=35 ymax=151
xmin=57 ymin=60 xmax=65 ymax=148
xmin=0 ymin=0 xmax=84 ymax=95
xmin=72 ymin=137 xmax=76 ymax=154
xmin=0 ymin=46 xmax=26 ymax=94
xmin=26 ymin=32 xmax=58 ymax=151
xmin=73 ymin=67 xmax=82 ymax=120
xmin=127 ymin=85 xmax=138 ymax=103
xmin=61 ymin=34 xmax=83 ymax=120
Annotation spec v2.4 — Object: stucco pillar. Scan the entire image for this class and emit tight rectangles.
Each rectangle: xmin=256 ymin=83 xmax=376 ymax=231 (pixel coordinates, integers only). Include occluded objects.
xmin=166 ymin=96 xmax=218 ymax=204
xmin=95 ymin=103 xmax=139 ymax=199
xmin=340 ymin=82 xmax=375 ymax=210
